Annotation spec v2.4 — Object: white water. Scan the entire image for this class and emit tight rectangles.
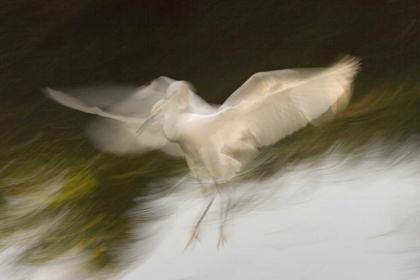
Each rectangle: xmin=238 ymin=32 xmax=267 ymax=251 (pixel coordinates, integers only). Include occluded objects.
xmin=122 ymin=139 xmax=420 ymax=280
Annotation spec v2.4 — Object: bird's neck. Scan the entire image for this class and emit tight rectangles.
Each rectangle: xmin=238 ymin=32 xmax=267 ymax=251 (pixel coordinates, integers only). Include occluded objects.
xmin=162 ymin=109 xmax=182 ymax=142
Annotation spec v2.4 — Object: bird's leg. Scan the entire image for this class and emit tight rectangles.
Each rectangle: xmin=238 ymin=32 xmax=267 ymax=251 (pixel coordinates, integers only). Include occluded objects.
xmin=198 ymin=180 xmax=211 ymax=198
xmin=184 ymin=194 xmax=217 ymax=250
xmin=217 ymin=196 xmax=231 ymax=248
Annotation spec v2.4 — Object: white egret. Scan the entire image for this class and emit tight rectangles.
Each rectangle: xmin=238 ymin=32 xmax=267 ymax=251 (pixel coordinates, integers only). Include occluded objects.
xmin=45 ymin=55 xmax=360 ymax=247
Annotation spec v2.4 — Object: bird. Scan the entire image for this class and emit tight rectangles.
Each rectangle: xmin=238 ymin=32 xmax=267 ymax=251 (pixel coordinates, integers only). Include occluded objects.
xmin=45 ymin=55 xmax=360 ymax=248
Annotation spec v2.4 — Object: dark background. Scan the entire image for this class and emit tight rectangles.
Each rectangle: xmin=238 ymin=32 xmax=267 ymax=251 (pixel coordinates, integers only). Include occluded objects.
xmin=1 ymin=0 xmax=418 ymax=104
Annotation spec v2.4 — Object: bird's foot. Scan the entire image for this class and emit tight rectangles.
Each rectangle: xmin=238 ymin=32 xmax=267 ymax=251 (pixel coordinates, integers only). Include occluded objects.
xmin=217 ymin=228 xmax=226 ymax=248
xmin=184 ymin=229 xmax=200 ymax=251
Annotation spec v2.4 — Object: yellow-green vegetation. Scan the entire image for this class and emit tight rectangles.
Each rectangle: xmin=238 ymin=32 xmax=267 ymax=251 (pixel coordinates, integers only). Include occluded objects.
xmin=0 ymin=133 xmax=187 ymax=273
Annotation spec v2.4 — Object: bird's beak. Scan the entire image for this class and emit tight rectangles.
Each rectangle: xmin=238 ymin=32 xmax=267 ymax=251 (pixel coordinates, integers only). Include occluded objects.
xmin=135 ymin=108 xmax=162 ymax=137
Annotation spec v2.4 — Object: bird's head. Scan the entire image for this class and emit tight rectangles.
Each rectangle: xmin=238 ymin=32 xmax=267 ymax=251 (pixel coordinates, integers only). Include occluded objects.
xmin=150 ymin=81 xmax=193 ymax=117
xmin=137 ymin=81 xmax=193 ymax=137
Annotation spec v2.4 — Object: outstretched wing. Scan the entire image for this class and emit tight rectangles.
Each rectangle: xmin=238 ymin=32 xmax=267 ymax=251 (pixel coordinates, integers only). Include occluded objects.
xmin=45 ymin=77 xmax=185 ymax=157
xmin=219 ymin=56 xmax=360 ymax=148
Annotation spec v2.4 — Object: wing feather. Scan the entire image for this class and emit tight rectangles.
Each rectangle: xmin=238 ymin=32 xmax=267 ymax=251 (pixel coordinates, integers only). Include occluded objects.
xmin=45 ymin=77 xmax=185 ymax=157
xmin=220 ymin=56 xmax=360 ymax=148
xmin=45 ymin=88 xmax=145 ymax=125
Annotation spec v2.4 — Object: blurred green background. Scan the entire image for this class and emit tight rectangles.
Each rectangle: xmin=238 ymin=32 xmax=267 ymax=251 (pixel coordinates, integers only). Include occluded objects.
xmin=0 ymin=0 xmax=419 ymax=277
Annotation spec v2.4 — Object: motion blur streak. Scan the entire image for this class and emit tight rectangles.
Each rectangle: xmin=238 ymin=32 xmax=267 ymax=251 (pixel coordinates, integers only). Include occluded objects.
xmin=2 ymin=136 xmax=420 ymax=279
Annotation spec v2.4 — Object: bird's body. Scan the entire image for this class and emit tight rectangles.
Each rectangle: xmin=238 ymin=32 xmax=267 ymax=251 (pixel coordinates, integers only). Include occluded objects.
xmin=45 ymin=56 xmax=360 ymax=246
xmin=175 ymin=112 xmax=255 ymax=182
